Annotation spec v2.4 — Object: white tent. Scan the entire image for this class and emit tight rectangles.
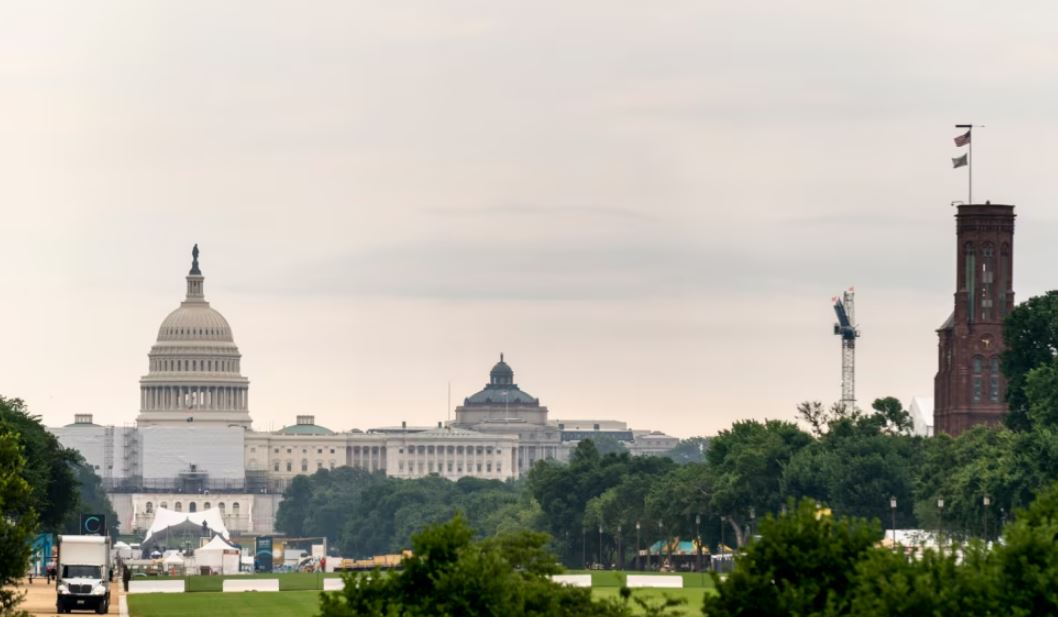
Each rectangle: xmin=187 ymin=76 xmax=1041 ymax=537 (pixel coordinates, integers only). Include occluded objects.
xmin=142 ymin=507 xmax=229 ymax=545
xmin=113 ymin=541 xmax=133 ymax=560
xmin=194 ymin=536 xmax=240 ymax=575
xmin=162 ymin=552 xmax=185 ymax=566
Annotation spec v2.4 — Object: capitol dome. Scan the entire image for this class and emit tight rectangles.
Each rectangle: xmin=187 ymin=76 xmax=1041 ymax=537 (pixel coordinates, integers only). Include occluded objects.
xmin=136 ymin=245 xmax=252 ymax=428
xmin=156 ymin=306 xmax=233 ymax=342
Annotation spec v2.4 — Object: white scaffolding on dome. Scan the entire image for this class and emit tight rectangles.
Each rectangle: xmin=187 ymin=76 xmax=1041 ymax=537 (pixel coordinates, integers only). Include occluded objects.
xmin=142 ymin=506 xmax=229 ymax=544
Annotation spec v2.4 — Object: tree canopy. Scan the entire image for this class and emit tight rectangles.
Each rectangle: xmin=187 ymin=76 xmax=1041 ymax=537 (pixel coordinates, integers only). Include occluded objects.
xmin=319 ymin=515 xmax=627 ymax=617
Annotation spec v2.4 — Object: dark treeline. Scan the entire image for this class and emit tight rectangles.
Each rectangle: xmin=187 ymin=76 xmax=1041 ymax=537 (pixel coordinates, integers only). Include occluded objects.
xmin=277 ymin=292 xmax=1058 ymax=566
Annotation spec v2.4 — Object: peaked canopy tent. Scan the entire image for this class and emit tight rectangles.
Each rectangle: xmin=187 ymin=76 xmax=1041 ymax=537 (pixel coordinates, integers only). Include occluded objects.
xmin=140 ymin=507 xmax=229 ymax=554
xmin=194 ymin=535 xmax=240 ymax=574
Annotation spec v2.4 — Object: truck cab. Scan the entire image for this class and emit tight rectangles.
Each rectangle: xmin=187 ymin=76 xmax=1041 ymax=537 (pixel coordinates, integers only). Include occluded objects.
xmin=56 ymin=535 xmax=111 ymax=614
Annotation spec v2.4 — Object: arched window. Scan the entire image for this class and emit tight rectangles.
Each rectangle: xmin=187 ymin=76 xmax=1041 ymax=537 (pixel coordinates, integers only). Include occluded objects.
xmin=232 ymin=503 xmax=240 ymax=517
xmin=218 ymin=502 xmax=225 ymax=513
xmin=145 ymin=502 xmax=154 ymax=514
xmin=204 ymin=502 xmax=211 ymax=510
xmin=160 ymin=501 xmax=168 ymax=510
xmin=175 ymin=502 xmax=183 ymax=512
xmin=973 ymin=356 xmax=983 ymax=373
xmin=189 ymin=502 xmax=197 ymax=513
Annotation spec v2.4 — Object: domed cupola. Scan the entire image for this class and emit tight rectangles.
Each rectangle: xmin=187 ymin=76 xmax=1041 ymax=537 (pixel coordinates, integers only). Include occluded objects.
xmin=136 ymin=245 xmax=252 ymax=428
xmin=490 ymin=353 xmax=514 ymax=386
xmin=463 ymin=354 xmax=540 ymax=406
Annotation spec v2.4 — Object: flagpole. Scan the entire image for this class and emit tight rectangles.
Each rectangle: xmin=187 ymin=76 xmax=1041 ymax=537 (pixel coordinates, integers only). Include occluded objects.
xmin=955 ymin=124 xmax=976 ymax=204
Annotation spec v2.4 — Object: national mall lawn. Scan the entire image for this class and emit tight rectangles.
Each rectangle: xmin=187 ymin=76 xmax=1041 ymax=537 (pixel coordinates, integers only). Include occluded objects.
xmin=126 ymin=571 xmax=717 ymax=617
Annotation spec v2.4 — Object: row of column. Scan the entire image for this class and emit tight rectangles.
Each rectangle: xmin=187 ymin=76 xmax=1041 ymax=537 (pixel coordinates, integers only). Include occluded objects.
xmin=350 ymin=446 xmax=384 ymax=471
xmin=141 ymin=384 xmax=247 ymax=411
xmin=401 ymin=444 xmax=507 ymax=473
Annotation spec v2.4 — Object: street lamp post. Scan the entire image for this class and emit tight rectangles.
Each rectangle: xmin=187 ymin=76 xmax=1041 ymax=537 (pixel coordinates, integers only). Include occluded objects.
xmin=748 ymin=507 xmax=756 ymax=543
xmin=719 ymin=516 xmax=725 ymax=573
xmin=582 ymin=527 xmax=586 ymax=568
xmin=983 ymin=495 xmax=991 ymax=542
xmin=695 ymin=514 xmax=702 ymax=572
xmin=889 ymin=496 xmax=897 ymax=550
xmin=937 ymin=498 xmax=945 ymax=554
xmin=635 ymin=521 xmax=641 ymax=571
xmin=598 ymin=525 xmax=603 ymax=569
xmin=617 ymin=525 xmax=622 ymax=570
xmin=657 ymin=520 xmax=663 ymax=571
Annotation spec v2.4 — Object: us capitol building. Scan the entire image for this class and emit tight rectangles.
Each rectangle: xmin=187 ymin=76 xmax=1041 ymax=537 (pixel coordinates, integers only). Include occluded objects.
xmin=49 ymin=247 xmax=678 ymax=536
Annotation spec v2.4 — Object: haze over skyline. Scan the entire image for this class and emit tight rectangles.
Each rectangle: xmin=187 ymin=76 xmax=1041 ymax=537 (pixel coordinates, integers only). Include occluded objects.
xmin=4 ymin=2 xmax=1058 ymax=437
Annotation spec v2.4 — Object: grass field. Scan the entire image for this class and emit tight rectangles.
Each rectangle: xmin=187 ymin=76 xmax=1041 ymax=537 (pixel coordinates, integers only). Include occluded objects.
xmin=566 ymin=570 xmax=718 ymax=589
xmin=184 ymin=572 xmax=343 ymax=592
xmin=127 ymin=571 xmax=716 ymax=616
xmin=592 ymin=587 xmax=707 ymax=616
xmin=127 ymin=591 xmax=320 ymax=617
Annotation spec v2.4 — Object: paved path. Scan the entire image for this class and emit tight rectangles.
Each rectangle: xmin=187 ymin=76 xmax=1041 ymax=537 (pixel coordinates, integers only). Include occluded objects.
xmin=15 ymin=578 xmax=124 ymax=617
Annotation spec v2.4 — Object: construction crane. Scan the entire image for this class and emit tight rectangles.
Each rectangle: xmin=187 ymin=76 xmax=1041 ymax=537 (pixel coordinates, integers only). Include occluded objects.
xmin=832 ymin=288 xmax=860 ymax=409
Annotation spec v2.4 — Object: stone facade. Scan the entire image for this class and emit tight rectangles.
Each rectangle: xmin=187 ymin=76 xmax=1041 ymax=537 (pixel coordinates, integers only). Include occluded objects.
xmin=934 ymin=203 xmax=1015 ymax=436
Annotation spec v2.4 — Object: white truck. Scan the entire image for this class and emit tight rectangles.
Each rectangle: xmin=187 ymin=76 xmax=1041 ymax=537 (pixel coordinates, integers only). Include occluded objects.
xmin=56 ymin=535 xmax=112 ymax=614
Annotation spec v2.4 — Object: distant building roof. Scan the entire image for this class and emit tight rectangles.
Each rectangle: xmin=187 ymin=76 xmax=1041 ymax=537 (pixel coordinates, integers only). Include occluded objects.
xmin=276 ymin=415 xmax=335 ymax=436
xmin=463 ymin=354 xmax=540 ymax=406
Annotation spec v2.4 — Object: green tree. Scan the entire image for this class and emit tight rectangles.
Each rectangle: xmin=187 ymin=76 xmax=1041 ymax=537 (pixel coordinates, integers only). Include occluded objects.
xmin=869 ymin=397 xmax=913 ymax=435
xmin=62 ymin=459 xmax=119 ymax=537
xmin=840 ymin=544 xmax=998 ymax=617
xmin=783 ymin=405 xmax=922 ymax=528
xmin=0 ymin=430 xmax=38 ymax=617
xmin=1001 ymin=291 xmax=1058 ymax=431
xmin=703 ymin=499 xmax=879 ymax=617
xmin=585 ymin=435 xmax=629 ymax=456
xmin=990 ymin=479 xmax=1058 ymax=614
xmin=0 ymin=397 xmax=79 ymax=531
xmin=1024 ymin=359 xmax=1058 ymax=428
xmin=319 ymin=515 xmax=626 ymax=617
xmin=276 ymin=474 xmax=313 ymax=537
xmin=662 ymin=437 xmax=709 ymax=464
xmin=529 ymin=440 xmax=676 ymax=566
xmin=706 ymin=420 xmax=812 ymax=546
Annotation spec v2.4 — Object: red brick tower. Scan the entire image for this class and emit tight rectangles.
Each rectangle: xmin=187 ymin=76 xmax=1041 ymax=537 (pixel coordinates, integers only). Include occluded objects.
xmin=934 ymin=203 xmax=1015 ymax=435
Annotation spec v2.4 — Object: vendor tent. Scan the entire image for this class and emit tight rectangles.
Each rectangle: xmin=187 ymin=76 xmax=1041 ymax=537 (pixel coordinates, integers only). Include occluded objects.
xmin=140 ymin=507 xmax=230 ymax=553
xmin=194 ymin=536 xmax=240 ymax=575
xmin=143 ymin=507 xmax=228 ymax=542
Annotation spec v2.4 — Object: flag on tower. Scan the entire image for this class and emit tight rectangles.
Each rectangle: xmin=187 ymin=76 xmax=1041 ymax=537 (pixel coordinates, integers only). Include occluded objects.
xmin=954 ymin=130 xmax=971 ymax=147
xmin=952 ymin=154 xmax=968 ymax=168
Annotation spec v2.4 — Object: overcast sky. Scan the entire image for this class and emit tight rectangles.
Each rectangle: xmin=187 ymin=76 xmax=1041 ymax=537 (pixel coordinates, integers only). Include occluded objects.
xmin=3 ymin=2 xmax=1058 ymax=438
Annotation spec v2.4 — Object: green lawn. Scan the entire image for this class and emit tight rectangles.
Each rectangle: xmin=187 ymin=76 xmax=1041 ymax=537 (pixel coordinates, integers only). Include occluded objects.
xmin=185 ymin=572 xmax=343 ymax=592
xmin=136 ymin=572 xmax=345 ymax=592
xmin=128 ymin=571 xmax=715 ymax=616
xmin=566 ymin=569 xmax=717 ymax=589
xmin=127 ymin=591 xmax=321 ymax=617
xmin=592 ymin=587 xmax=707 ymax=616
